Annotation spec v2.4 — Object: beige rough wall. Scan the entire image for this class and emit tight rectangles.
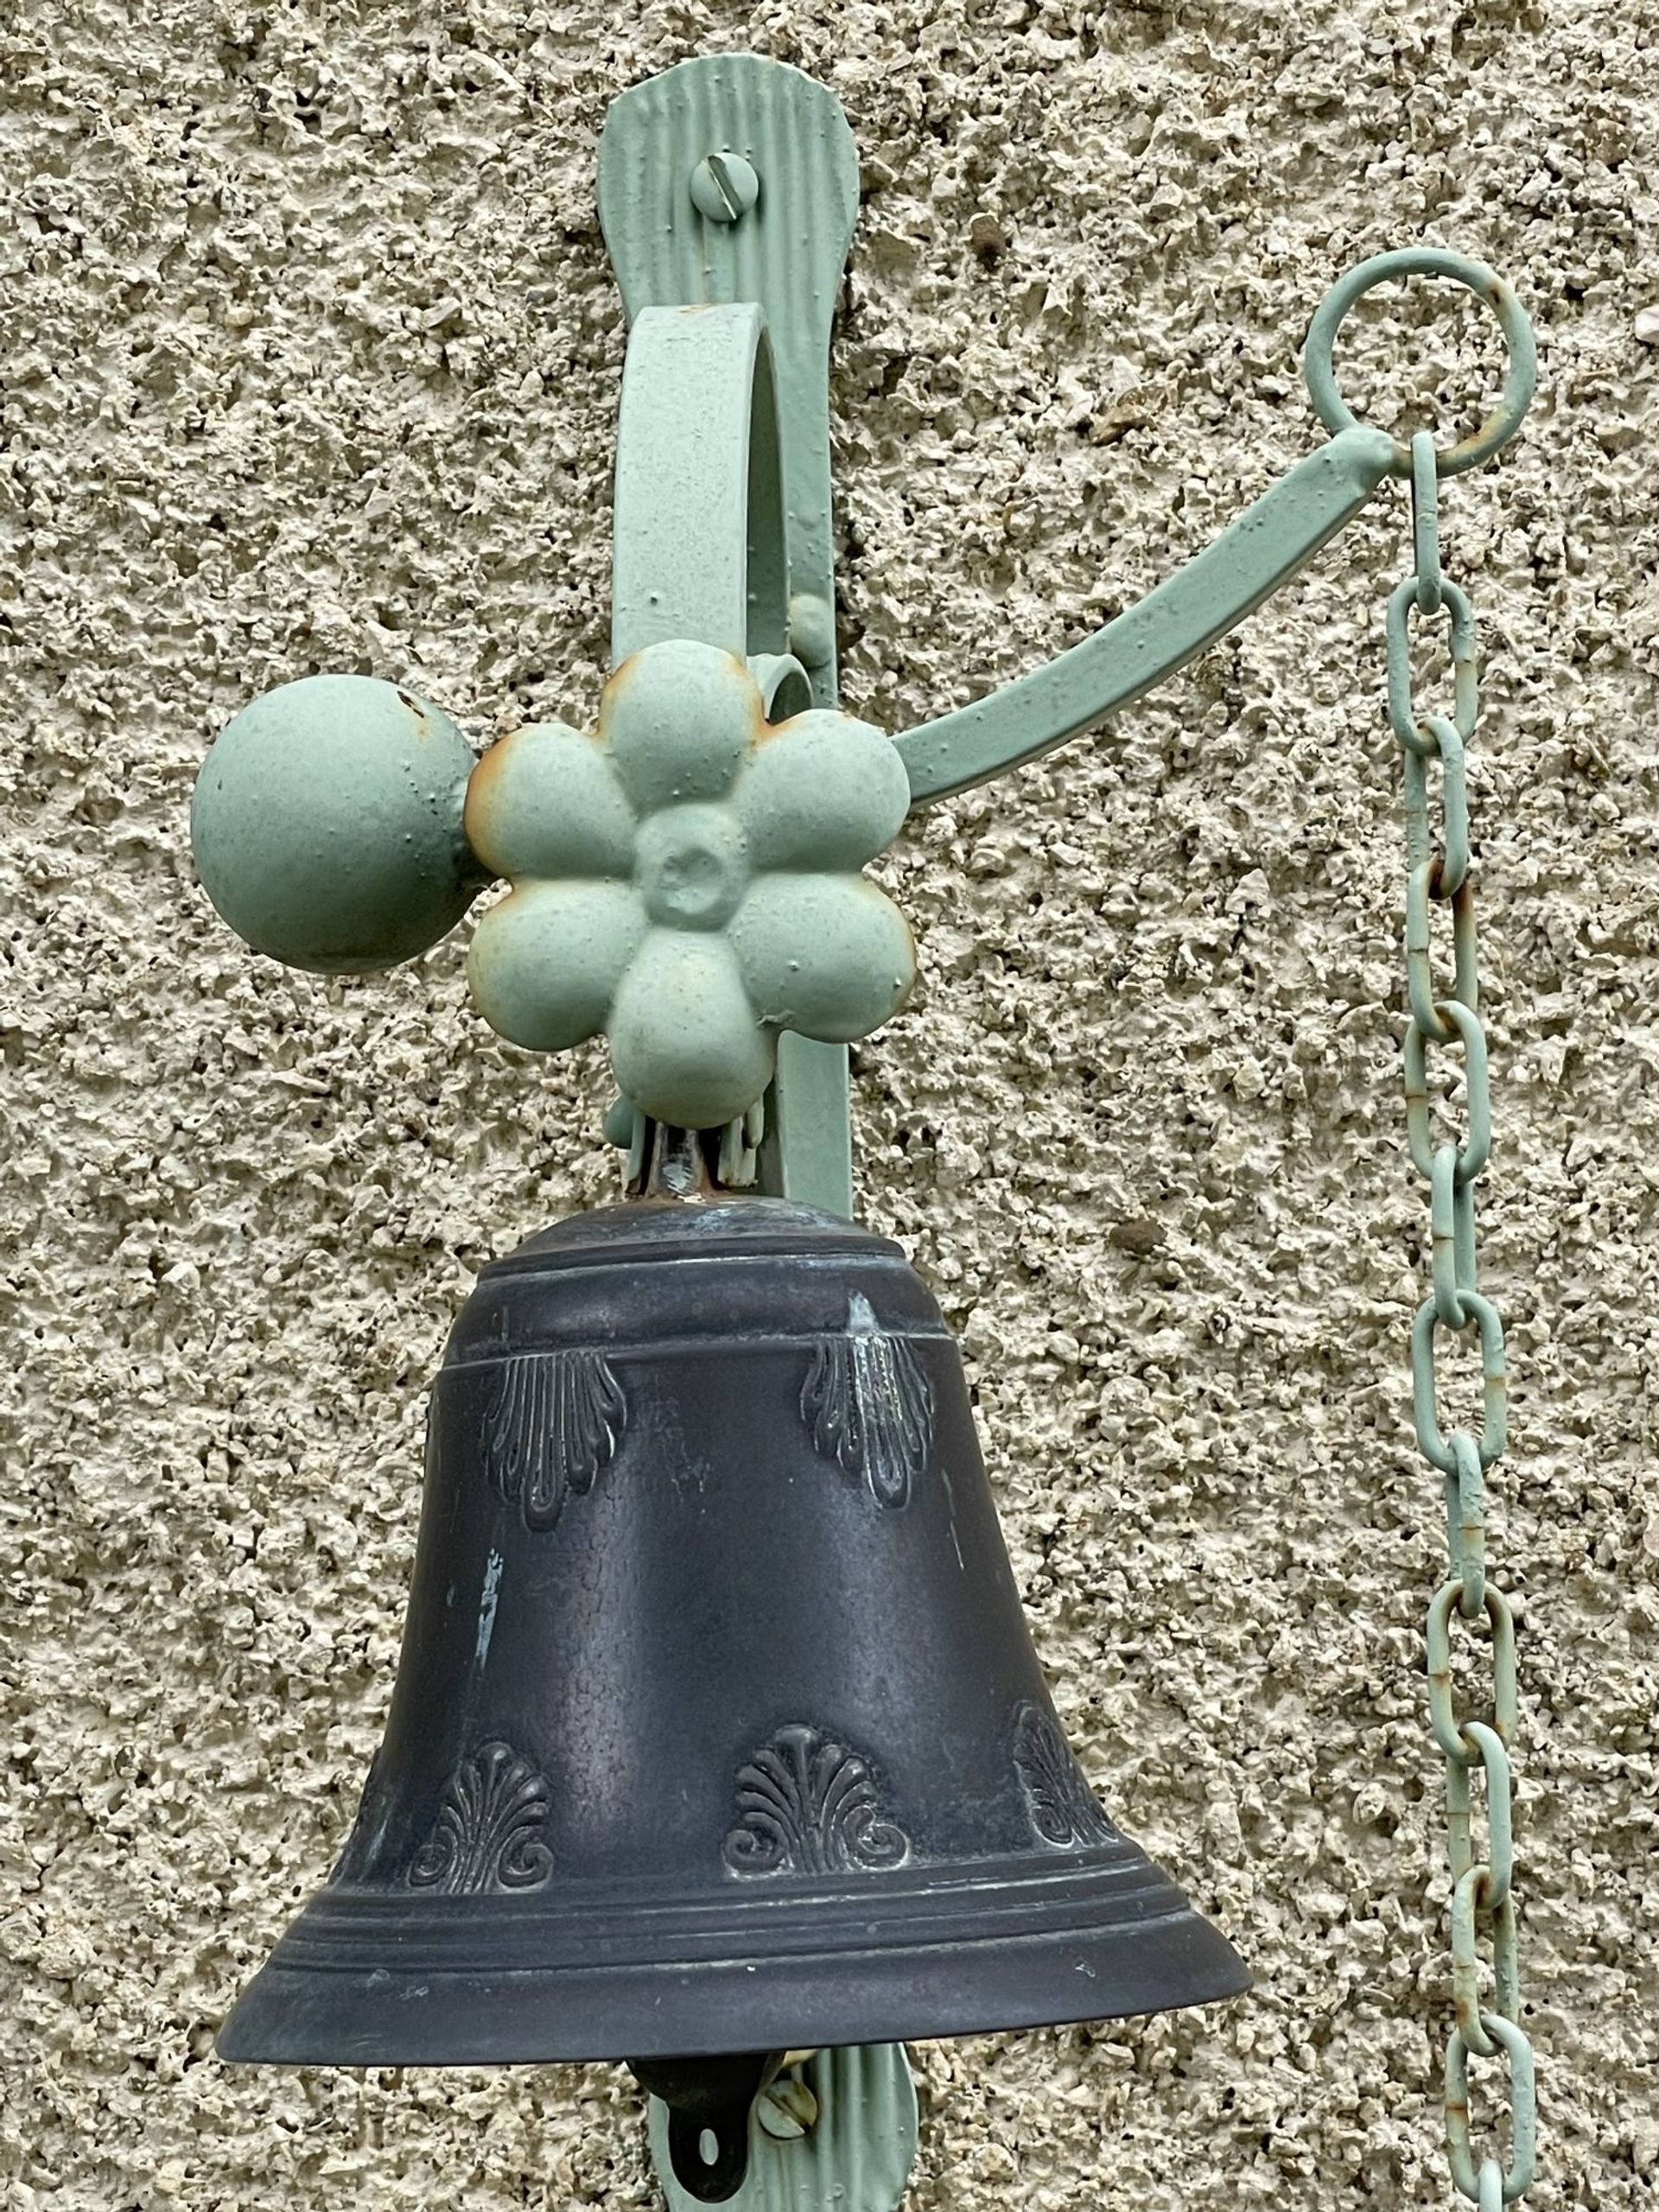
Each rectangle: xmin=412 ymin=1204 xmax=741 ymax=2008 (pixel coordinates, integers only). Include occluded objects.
xmin=3 ymin=1 xmax=1655 ymax=2207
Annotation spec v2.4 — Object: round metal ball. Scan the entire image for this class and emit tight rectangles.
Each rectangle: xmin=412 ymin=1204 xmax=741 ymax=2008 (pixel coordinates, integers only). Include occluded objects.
xmin=191 ymin=675 xmax=485 ymax=975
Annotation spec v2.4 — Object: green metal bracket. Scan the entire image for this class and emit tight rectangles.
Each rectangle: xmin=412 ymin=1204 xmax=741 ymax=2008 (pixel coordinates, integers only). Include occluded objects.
xmin=591 ymin=60 xmax=1416 ymax=1213
xmin=603 ymin=291 xmax=861 ymax=1217
xmin=600 ymin=54 xmax=862 ymax=1219
xmin=647 ymin=2044 xmax=919 ymax=2212
xmin=598 ymin=53 xmax=857 ymax=706
xmin=894 ymin=424 xmax=1398 ymax=803
xmin=190 ymin=55 xmax=1456 ymax=1233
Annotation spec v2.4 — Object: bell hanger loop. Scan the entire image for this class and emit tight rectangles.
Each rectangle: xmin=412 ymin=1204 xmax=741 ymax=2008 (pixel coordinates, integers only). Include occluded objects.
xmin=628 ymin=1119 xmax=722 ymax=1204
xmin=630 ymin=2050 xmax=791 ymax=2203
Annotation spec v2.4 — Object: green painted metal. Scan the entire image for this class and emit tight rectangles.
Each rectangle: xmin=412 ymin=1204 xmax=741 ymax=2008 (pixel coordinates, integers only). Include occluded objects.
xmin=1411 ymin=429 xmax=1444 ymax=610
xmin=759 ymin=1033 xmax=855 ymax=1213
xmin=895 ymin=423 xmax=1397 ymax=804
xmin=647 ymin=2044 xmax=919 ymax=2212
xmin=1372 ymin=378 xmax=1539 ymax=2212
xmin=464 ymin=637 xmax=912 ymax=1130
xmin=1390 ymin=575 xmax=1477 ymax=749
xmin=896 ymin=243 xmax=1534 ymax=810
xmin=187 ymin=82 xmax=1544 ymax=1219
xmin=742 ymin=936 xmax=851 ymax=1221
xmin=690 ymin=151 xmax=760 ymax=226
xmin=1445 ymin=2018 xmax=1535 ymax=2204
xmin=749 ymin=652 xmax=814 ymax=719
xmin=612 ymin=304 xmax=787 ymax=665
xmin=598 ymin=54 xmax=859 ymax=707
xmin=1303 ymin=248 xmax=1537 ymax=479
xmin=600 ymin=60 xmax=864 ymax=1217
xmin=190 ymin=674 xmax=481 ymax=974
xmin=191 ymin=62 xmax=1487 ymax=1243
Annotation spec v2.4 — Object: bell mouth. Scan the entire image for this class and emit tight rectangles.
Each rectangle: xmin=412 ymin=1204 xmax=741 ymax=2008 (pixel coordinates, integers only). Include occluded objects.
xmin=216 ymin=1847 xmax=1249 ymax=2067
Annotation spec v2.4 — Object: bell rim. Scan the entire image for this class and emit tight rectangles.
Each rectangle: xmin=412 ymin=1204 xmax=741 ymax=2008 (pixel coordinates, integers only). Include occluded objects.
xmin=216 ymin=1907 xmax=1250 ymax=2067
xmin=216 ymin=1845 xmax=1249 ymax=2065
xmin=232 ymin=1842 xmax=1195 ymax=1964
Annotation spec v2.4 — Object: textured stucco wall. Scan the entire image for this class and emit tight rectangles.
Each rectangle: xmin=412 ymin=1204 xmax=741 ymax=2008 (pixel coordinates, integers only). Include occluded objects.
xmin=3 ymin=2 xmax=1656 ymax=2207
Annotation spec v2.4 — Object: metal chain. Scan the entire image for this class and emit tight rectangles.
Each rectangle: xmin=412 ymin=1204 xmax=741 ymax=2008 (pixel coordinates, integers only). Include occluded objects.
xmin=1389 ymin=427 xmax=1535 ymax=2207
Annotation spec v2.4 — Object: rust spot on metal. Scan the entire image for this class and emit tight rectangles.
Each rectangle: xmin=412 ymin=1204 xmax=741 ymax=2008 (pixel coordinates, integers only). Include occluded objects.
xmin=603 ymin=654 xmax=643 ymax=710
xmin=745 ymin=690 xmax=769 ymax=760
xmin=397 ymin=687 xmax=439 ymax=742
xmin=468 ymin=734 xmax=510 ymax=791
xmin=464 ymin=734 xmax=512 ymax=859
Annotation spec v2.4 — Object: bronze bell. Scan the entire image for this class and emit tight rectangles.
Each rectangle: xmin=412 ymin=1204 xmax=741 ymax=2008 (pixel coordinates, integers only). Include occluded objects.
xmin=218 ymin=1197 xmax=1246 ymax=2190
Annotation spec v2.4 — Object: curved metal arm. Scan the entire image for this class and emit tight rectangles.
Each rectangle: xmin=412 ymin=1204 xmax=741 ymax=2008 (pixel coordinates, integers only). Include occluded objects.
xmin=895 ymin=423 xmax=1398 ymax=805
xmin=612 ymin=302 xmax=789 ymax=669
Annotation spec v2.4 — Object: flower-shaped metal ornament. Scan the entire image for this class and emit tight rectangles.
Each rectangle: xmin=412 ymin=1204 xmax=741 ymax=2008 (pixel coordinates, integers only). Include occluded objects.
xmin=464 ymin=639 xmax=916 ymax=1130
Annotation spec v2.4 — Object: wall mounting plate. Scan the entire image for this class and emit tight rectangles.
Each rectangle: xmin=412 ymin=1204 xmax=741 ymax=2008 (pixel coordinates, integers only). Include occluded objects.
xmin=647 ymin=2044 xmax=919 ymax=2212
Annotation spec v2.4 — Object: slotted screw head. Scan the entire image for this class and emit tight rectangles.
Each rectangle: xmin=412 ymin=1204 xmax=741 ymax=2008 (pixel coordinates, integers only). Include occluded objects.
xmin=690 ymin=152 xmax=760 ymax=224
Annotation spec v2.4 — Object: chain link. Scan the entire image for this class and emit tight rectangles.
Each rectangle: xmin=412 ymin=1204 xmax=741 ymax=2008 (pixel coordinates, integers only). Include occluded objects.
xmin=1389 ymin=434 xmax=1537 ymax=2206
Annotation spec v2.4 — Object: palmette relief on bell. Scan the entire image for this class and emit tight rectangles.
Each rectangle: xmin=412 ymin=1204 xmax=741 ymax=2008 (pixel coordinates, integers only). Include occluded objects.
xmin=482 ymin=1348 xmax=628 ymax=1532
xmin=408 ymin=1740 xmax=556 ymax=1895
xmin=722 ymin=1724 xmax=912 ymax=1878
xmin=1012 ymin=1703 xmax=1122 ymax=1851
xmin=801 ymin=1293 xmax=934 ymax=1509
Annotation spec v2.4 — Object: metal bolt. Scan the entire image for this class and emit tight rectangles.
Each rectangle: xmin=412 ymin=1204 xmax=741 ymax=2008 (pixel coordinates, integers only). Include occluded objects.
xmin=757 ymin=2070 xmax=819 ymax=2140
xmin=690 ymin=152 xmax=760 ymax=224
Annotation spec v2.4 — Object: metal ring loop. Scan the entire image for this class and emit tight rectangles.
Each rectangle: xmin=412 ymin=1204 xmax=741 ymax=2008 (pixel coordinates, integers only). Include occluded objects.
xmin=1305 ymin=249 xmax=1537 ymax=480
xmin=1388 ymin=578 xmax=1478 ymax=753
xmin=1427 ymin=1580 xmax=1519 ymax=1761
xmin=1408 ymin=857 xmax=1479 ymax=1047
xmin=1452 ymin=1863 xmax=1518 ymax=2058
xmin=1445 ymin=2014 xmax=1537 ymax=2202
xmin=1413 ymin=1292 xmax=1508 ymax=1475
xmin=1404 ymin=999 xmax=1492 ymax=1187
